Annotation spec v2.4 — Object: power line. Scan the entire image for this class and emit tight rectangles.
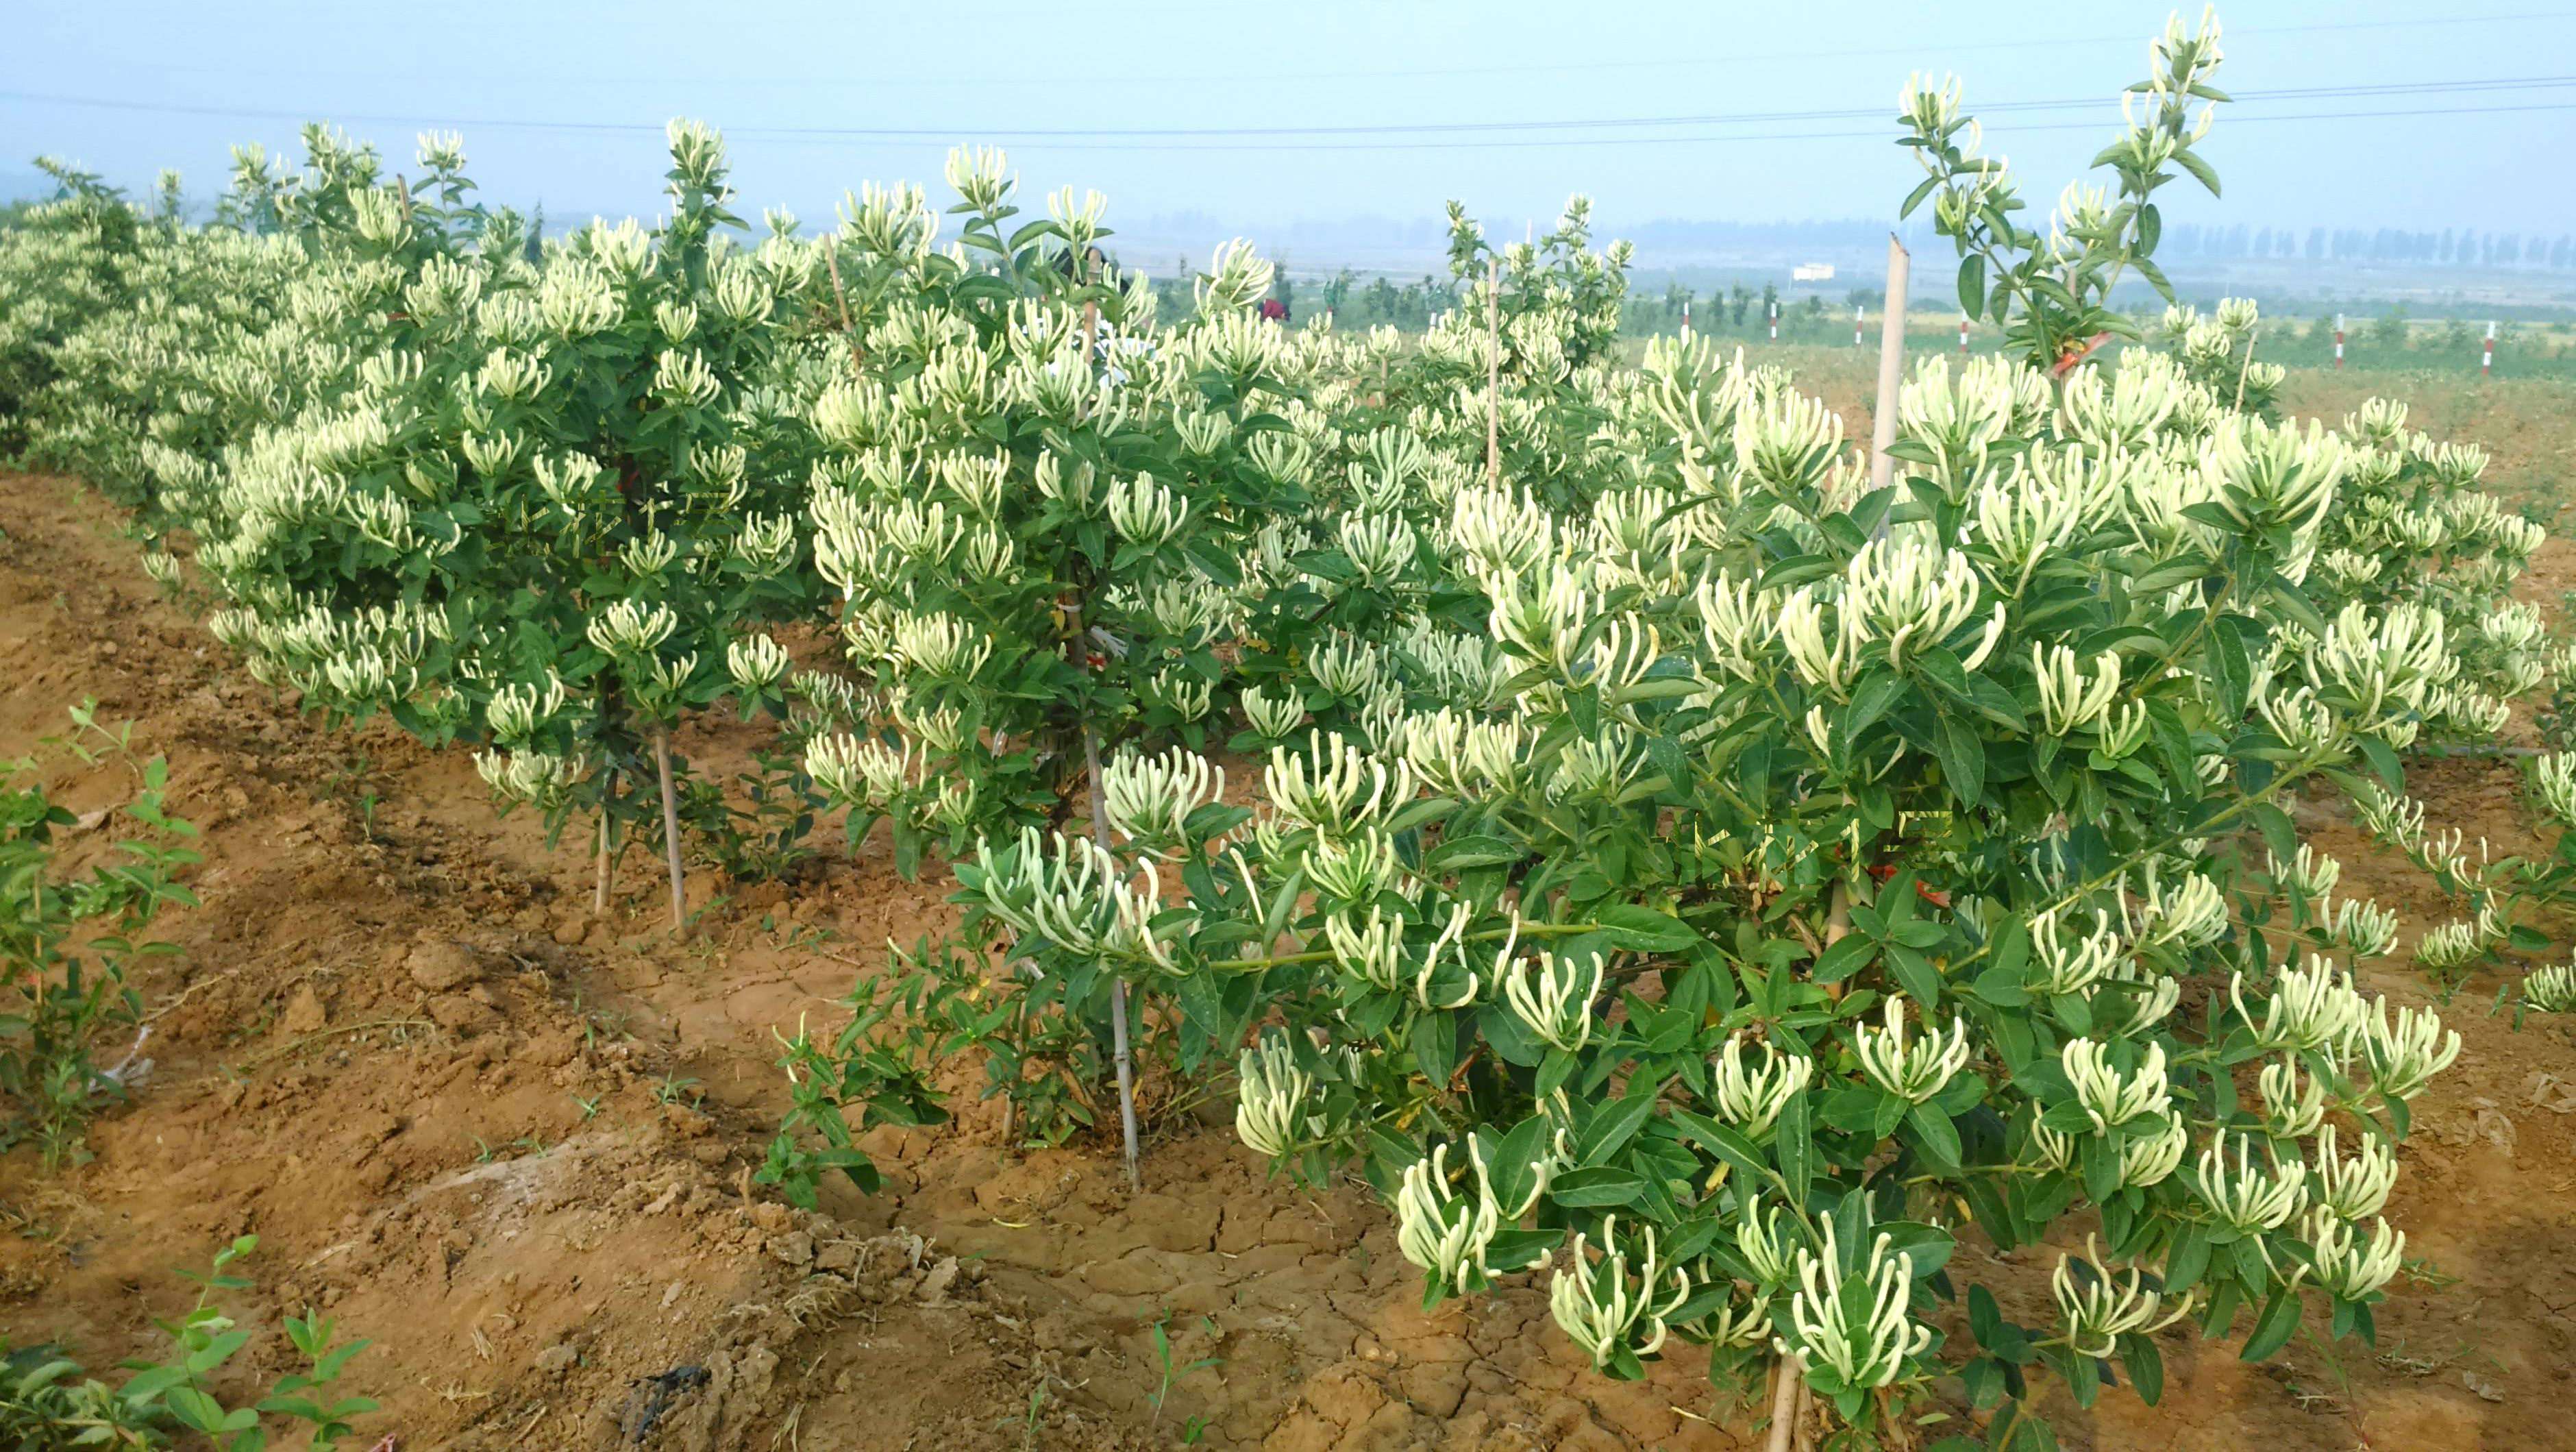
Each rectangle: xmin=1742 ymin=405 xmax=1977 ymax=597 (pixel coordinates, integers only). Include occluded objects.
xmin=3 ymin=76 xmax=2572 ymax=151
xmin=60 ymin=8 xmax=2576 ymax=90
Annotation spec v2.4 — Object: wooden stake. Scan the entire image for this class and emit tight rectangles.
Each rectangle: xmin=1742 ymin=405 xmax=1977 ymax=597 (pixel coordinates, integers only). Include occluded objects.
xmin=1765 ymin=1355 xmax=1806 ymax=1452
xmin=1086 ymin=725 xmax=1143 ymax=1192
xmin=823 ymin=243 xmax=865 ymax=373
xmin=1868 ymin=234 xmax=1911 ymax=500
xmin=653 ymin=729 xmax=686 ymax=934
xmin=1485 ymin=256 xmax=1502 ymax=487
xmin=1066 ymin=265 xmax=1138 ymax=1190
xmin=593 ymin=770 xmax=617 ymax=914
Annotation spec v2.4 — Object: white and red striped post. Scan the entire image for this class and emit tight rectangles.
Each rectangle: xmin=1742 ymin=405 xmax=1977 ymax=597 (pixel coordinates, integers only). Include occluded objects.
xmin=2484 ymin=321 xmax=2496 ymax=377
xmin=1681 ymin=298 xmax=1692 ymax=340
xmin=1325 ymin=304 xmax=1335 ymax=329
xmin=1958 ymin=312 xmax=1970 ymax=354
xmin=2333 ymin=314 xmax=2344 ymax=368
xmin=1855 ymin=304 xmax=1866 ymax=347
xmin=1767 ymin=300 xmax=1778 ymax=342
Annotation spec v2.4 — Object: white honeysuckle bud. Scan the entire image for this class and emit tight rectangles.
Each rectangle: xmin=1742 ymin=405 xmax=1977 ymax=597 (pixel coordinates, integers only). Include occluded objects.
xmin=2257 ymin=1055 xmax=2326 ymax=1139
xmin=805 ymin=733 xmax=911 ymax=810
xmin=2127 ymin=865 xmax=2224 ymax=950
xmin=1106 ymin=471 xmax=1189 ymax=547
xmin=1775 ymin=586 xmax=1867 ymax=698
xmin=619 ymin=530 xmax=680 ymax=576
xmin=1503 ymin=948 xmax=1605 ymax=1053
xmin=2358 ymin=999 xmax=2461 ymax=1101
xmin=586 ymin=598 xmax=678 ymax=657
xmin=1694 ymin=572 xmax=1772 ymax=682
xmin=2030 ymin=904 xmax=2122 ymax=996
xmin=1774 ymin=1220 xmax=1931 ymax=1391
xmin=2304 ymin=600 xmax=2455 ymax=730
xmin=2032 ymin=644 xmax=2121 ymax=735
xmin=726 ymin=635 xmax=791 ymax=696
xmin=1102 ymin=745 xmax=1224 ymax=847
xmin=2327 ymin=897 xmax=2401 ymax=959
xmin=2305 ymin=1208 xmax=2404 ymax=1301
xmin=1843 ymin=537 xmax=1996 ymax=669
xmin=2230 ymin=956 xmax=2368 ymax=1053
xmin=653 ymin=347 xmax=721 ymax=407
xmin=889 ymin=611 xmax=992 ymax=680
xmin=1234 ymin=1033 xmax=1324 ymax=1161
xmin=1267 ymin=730 xmax=1413 ymax=837
xmin=1709 ymin=1035 xmax=1813 ymax=1138
xmin=473 ymin=748 xmax=580 ymax=809
xmin=2268 ymin=844 xmax=2341 ymax=900
xmin=1736 ymin=1198 xmax=1800 ymax=1285
xmin=1325 ymin=906 xmax=1409 ymax=993
xmin=2063 ymin=1038 xmax=2170 ymax=1133
xmin=1853 ymin=996 xmax=1971 ymax=1105
xmin=2525 ymin=962 xmax=2576 ymax=1013
xmin=1241 ymin=683 xmax=1306 ymax=741
xmin=1306 ymin=830 xmax=1403 ymax=905
xmin=2117 ymin=1113 xmax=2189 ymax=1189
xmin=2053 ymin=1238 xmax=2194 ymax=1358
xmin=2190 ymin=1134 xmax=2307 ymax=1236
xmin=1551 ymin=1216 xmax=1692 ymax=1372
xmin=486 ymin=674 xmax=567 ymax=743
xmin=1394 ymin=1135 xmax=1548 ymax=1298
xmin=2412 ymin=920 xmax=2479 ymax=972
xmin=926 ymin=776 xmax=980 ymax=831
xmin=2310 ymin=1123 xmax=2397 ymax=1220
xmin=2532 ymin=753 xmax=2576 ymax=828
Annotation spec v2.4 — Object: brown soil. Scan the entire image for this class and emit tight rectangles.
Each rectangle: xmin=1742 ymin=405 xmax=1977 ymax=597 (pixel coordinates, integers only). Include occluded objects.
xmin=4 ymin=469 xmax=2575 ymax=1451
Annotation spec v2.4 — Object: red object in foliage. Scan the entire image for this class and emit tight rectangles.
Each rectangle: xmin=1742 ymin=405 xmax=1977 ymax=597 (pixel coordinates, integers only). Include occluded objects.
xmin=1258 ymin=298 xmax=1288 ymax=323
xmin=2051 ymin=332 xmax=2114 ymax=378
xmin=1863 ymin=861 xmax=1954 ymax=909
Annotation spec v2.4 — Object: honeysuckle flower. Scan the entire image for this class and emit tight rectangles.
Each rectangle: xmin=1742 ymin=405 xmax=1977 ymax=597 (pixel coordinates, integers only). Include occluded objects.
xmin=1709 ymin=1035 xmax=1813 ymax=1138
xmin=2257 ymin=1055 xmax=2327 ymax=1140
xmin=2230 ymin=956 xmax=2368 ymax=1053
xmin=1394 ymin=1135 xmax=1548 ymax=1297
xmin=1774 ymin=1220 xmax=1932 ymax=1391
xmin=2190 ymin=1134 xmax=2307 ymax=1236
xmin=1102 ymin=746 xmax=1224 ymax=848
xmin=1736 ymin=1198 xmax=1800 ymax=1285
xmin=2305 ymin=1208 xmax=2404 ymax=1301
xmin=1267 ymin=730 xmax=1413 ymax=837
xmin=1502 ymin=948 xmax=1604 ymax=1053
xmin=2053 ymin=1238 xmax=2194 ymax=1357
xmin=2033 ymin=644 xmax=2122 ymax=735
xmin=1234 ymin=1033 xmax=1324 ymax=1160
xmin=2063 ymin=1038 xmax=2170 ymax=1133
xmin=2357 ymin=1000 xmax=2461 ymax=1102
xmin=2268 ymin=844 xmax=2341 ymax=900
xmin=2326 ymin=897 xmax=2401 ymax=959
xmin=2526 ymin=962 xmax=2576 ymax=1013
xmin=1853 ymin=997 xmax=1971 ymax=1105
xmin=1551 ymin=1216 xmax=1692 ymax=1371
xmin=2031 ymin=904 xmax=2122 ymax=997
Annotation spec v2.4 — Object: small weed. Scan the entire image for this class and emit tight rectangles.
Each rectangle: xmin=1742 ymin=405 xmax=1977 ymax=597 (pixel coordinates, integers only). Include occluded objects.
xmin=570 ymin=1094 xmax=604 ymax=1121
xmin=1145 ymin=1312 xmax=1221 ymax=1430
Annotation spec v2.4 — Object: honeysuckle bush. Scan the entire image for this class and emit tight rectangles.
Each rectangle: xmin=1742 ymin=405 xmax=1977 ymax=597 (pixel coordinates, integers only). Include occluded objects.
xmin=795 ymin=148 xmax=1303 ymax=867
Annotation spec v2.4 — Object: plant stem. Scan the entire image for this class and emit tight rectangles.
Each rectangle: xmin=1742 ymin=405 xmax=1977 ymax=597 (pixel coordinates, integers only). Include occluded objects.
xmin=654 ymin=728 xmax=686 ymax=935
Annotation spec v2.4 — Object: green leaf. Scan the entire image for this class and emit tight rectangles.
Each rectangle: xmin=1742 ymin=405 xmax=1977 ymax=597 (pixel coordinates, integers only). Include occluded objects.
xmin=1934 ymin=715 xmax=1987 ymax=804
xmin=1774 ymin=1090 xmax=1813 ymax=1207
xmin=1594 ymin=904 xmax=1700 ymax=954
xmin=1958 ymin=253 xmax=1987 ymax=320
xmin=2240 ymin=1286 xmax=2303 ymax=1362
xmin=1548 ymin=1165 xmax=1648 ymax=1209
xmin=1907 ymin=1102 xmax=1962 ymax=1170
xmin=1424 ymin=835 xmax=1522 ymax=872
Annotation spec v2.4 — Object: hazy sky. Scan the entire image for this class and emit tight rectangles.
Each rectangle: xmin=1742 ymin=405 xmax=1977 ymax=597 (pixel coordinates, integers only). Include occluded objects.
xmin=7 ymin=1 xmax=2572 ymax=244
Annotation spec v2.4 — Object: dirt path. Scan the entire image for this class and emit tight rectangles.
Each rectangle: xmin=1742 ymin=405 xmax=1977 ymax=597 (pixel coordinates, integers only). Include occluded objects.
xmin=3 ymin=471 xmax=2573 ymax=1451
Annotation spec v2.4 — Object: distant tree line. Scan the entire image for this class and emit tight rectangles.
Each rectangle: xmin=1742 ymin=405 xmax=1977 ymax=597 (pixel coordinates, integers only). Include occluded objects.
xmin=2160 ymin=221 xmax=2576 ymax=269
